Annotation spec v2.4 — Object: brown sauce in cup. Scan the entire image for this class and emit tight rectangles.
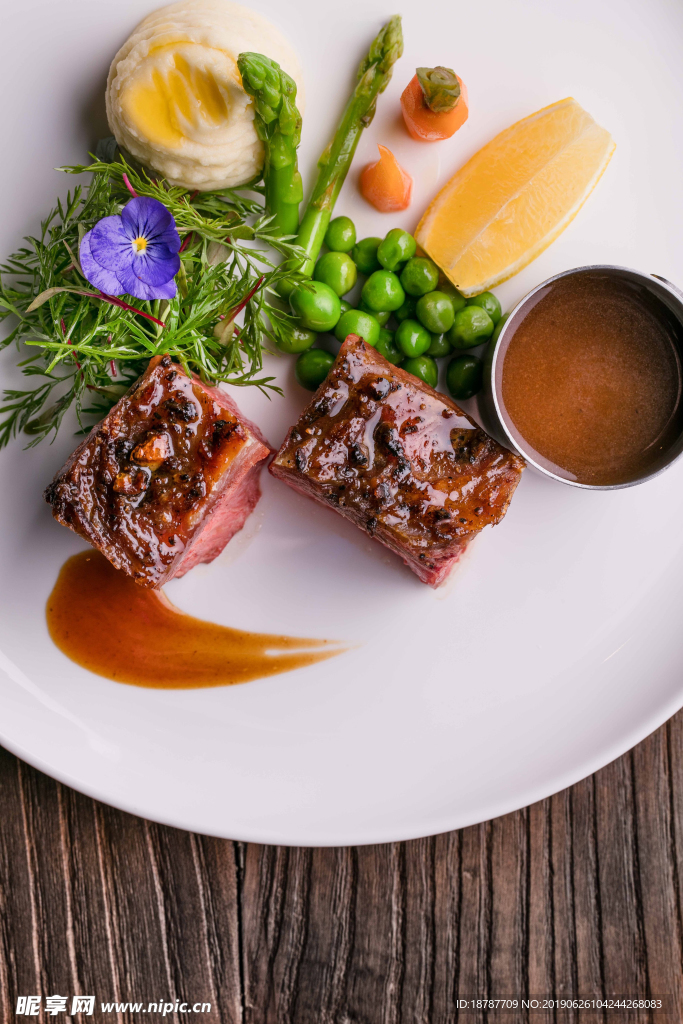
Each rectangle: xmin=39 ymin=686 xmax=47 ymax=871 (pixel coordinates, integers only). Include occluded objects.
xmin=500 ymin=272 xmax=683 ymax=485
xmin=47 ymin=551 xmax=342 ymax=689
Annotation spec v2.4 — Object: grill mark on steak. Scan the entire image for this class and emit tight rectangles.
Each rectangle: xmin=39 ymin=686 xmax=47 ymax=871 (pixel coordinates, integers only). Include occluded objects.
xmin=270 ymin=334 xmax=525 ymax=587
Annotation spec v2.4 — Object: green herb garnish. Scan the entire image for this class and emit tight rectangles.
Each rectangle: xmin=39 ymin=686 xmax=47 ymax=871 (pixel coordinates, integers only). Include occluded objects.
xmin=0 ymin=155 xmax=306 ymax=448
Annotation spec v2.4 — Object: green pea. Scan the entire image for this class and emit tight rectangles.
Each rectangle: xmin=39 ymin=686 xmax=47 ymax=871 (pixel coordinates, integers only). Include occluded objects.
xmin=296 ymin=349 xmax=335 ymax=391
xmin=275 ymin=324 xmax=317 ymax=354
xmin=324 ymin=216 xmax=356 ymax=253
xmin=416 ymin=291 xmax=455 ymax=334
xmin=491 ymin=311 xmax=510 ymax=344
xmin=400 ymin=257 xmax=440 ymax=296
xmin=466 ymin=291 xmax=502 ymax=324
xmin=339 ymin=298 xmax=353 ymax=316
xmin=403 ymin=355 xmax=438 ymax=389
xmin=396 ymin=318 xmax=432 ymax=358
xmin=448 ymin=305 xmax=494 ymax=348
xmin=395 ymin=296 xmax=417 ymax=323
xmin=361 ymin=270 xmax=405 ymax=312
xmin=375 ymin=327 xmax=404 ymax=366
xmin=334 ymin=308 xmax=380 ymax=346
xmin=377 ymin=229 xmax=417 ymax=272
xmin=426 ymin=332 xmax=452 ymax=358
xmin=313 ymin=251 xmax=357 ymax=297
xmin=358 ymin=300 xmax=390 ymax=326
xmin=352 ymin=236 xmax=382 ymax=275
xmin=439 ymin=282 xmax=467 ymax=313
xmin=447 ymin=354 xmax=483 ymax=400
xmin=290 ymin=281 xmax=341 ymax=333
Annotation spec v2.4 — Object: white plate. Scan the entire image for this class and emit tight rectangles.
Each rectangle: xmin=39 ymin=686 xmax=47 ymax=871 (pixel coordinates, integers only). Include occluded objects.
xmin=1 ymin=0 xmax=682 ymax=846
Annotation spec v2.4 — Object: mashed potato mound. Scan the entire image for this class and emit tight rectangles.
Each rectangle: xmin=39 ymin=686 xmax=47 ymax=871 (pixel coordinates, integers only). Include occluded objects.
xmin=106 ymin=0 xmax=304 ymax=190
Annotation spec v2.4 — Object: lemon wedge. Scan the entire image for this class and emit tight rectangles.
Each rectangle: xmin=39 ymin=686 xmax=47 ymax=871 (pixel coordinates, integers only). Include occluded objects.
xmin=415 ymin=98 xmax=615 ymax=296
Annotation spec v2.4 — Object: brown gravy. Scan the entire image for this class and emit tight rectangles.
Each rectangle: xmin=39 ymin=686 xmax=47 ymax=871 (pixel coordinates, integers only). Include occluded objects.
xmin=500 ymin=272 xmax=683 ymax=485
xmin=47 ymin=551 xmax=341 ymax=689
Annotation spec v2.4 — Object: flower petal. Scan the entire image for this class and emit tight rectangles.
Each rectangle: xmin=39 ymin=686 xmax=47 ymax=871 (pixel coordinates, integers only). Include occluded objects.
xmin=116 ymin=265 xmax=177 ymax=301
xmin=131 ymin=244 xmax=181 ymax=286
xmin=143 ymin=277 xmax=177 ymax=300
xmin=116 ymin=260 xmax=178 ymax=299
xmin=79 ymin=230 xmax=126 ymax=294
xmin=151 ymin=222 xmax=182 ymax=254
xmin=121 ymin=197 xmax=176 ymax=245
xmin=90 ymin=215 xmax=140 ymax=276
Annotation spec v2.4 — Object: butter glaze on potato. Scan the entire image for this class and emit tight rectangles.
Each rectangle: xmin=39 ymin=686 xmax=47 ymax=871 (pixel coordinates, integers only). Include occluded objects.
xmin=106 ymin=0 xmax=304 ymax=190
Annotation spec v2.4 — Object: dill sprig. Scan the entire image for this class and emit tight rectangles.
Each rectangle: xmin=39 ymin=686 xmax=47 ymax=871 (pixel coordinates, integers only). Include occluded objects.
xmin=0 ymin=154 xmax=306 ymax=448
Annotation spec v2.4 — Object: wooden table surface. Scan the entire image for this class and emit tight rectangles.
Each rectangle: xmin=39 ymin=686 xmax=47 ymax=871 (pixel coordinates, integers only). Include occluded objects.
xmin=1 ymin=710 xmax=681 ymax=1024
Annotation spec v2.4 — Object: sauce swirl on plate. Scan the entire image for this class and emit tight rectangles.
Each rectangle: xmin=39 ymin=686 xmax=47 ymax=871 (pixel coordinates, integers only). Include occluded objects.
xmin=47 ymin=552 xmax=341 ymax=689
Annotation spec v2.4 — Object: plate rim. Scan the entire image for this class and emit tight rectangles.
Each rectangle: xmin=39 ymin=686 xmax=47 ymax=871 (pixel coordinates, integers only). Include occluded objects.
xmin=1 ymin=679 xmax=680 ymax=846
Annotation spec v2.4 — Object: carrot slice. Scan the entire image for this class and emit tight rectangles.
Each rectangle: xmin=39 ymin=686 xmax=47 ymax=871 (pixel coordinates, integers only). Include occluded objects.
xmin=359 ymin=145 xmax=413 ymax=212
xmin=401 ymin=73 xmax=469 ymax=142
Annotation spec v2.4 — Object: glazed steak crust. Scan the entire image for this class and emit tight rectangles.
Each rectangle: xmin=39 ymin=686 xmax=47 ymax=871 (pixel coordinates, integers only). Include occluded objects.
xmin=45 ymin=355 xmax=271 ymax=587
xmin=271 ymin=335 xmax=524 ymax=586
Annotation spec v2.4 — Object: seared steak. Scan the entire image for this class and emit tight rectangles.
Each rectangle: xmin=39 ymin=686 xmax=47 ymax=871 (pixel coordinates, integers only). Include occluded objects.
xmin=270 ymin=335 xmax=524 ymax=586
xmin=45 ymin=355 xmax=271 ymax=588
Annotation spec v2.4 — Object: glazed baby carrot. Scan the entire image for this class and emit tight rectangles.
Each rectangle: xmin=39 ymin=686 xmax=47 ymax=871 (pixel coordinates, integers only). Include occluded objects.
xmin=359 ymin=144 xmax=413 ymax=212
xmin=401 ymin=66 xmax=468 ymax=141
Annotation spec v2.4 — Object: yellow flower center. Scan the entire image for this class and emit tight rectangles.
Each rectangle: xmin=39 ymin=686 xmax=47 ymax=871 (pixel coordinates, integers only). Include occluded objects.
xmin=132 ymin=236 xmax=148 ymax=253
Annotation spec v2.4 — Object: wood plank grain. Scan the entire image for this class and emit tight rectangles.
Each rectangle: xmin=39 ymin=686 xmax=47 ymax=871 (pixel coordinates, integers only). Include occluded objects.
xmin=348 ymin=843 xmax=402 ymax=1022
xmin=57 ymin=785 xmax=134 ymax=1022
xmin=488 ymin=808 xmax=528 ymax=1000
xmin=593 ymin=754 xmax=649 ymax=1008
xmin=379 ymin=842 xmax=407 ymax=1024
xmin=527 ymin=798 xmax=555 ymax=1006
xmin=304 ymin=847 xmax=357 ymax=1024
xmin=0 ymin=750 xmax=241 ymax=1024
xmin=240 ymin=845 xmax=310 ymax=1022
xmin=91 ymin=803 xmax=185 ymax=1022
xmin=402 ymin=837 xmax=437 ymax=1022
xmin=631 ymin=725 xmax=683 ymax=1016
xmin=14 ymin=758 xmax=76 ymax=1016
xmin=143 ymin=823 xmax=242 ymax=1024
xmin=0 ymin=748 xmax=43 ymax=1022
xmin=666 ymin=714 xmax=683 ymax=968
xmin=194 ymin=836 xmax=244 ymax=1024
xmin=563 ymin=777 xmax=605 ymax=1014
xmin=1 ymin=710 xmax=683 ymax=1024
xmin=431 ymin=831 xmax=461 ymax=1024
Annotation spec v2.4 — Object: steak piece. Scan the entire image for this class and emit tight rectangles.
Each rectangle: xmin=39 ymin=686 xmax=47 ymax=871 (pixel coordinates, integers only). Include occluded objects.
xmin=270 ymin=335 xmax=524 ymax=586
xmin=45 ymin=355 xmax=271 ymax=588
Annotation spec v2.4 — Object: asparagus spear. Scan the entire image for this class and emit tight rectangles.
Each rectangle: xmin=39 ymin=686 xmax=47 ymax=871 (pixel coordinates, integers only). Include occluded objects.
xmin=280 ymin=15 xmax=403 ymax=294
xmin=238 ymin=52 xmax=303 ymax=237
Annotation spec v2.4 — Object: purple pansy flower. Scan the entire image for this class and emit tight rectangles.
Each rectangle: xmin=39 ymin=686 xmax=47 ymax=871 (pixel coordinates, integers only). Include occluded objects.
xmin=80 ymin=196 xmax=181 ymax=301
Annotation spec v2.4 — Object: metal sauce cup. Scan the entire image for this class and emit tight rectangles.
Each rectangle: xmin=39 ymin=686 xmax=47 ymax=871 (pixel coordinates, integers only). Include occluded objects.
xmin=478 ymin=265 xmax=683 ymax=490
